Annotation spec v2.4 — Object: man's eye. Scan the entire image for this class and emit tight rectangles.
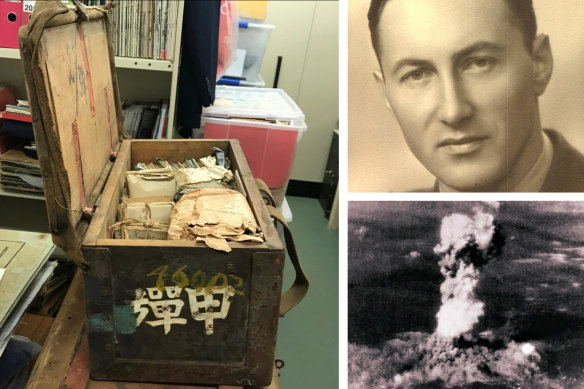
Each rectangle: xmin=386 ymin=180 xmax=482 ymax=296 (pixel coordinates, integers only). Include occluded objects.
xmin=472 ymin=58 xmax=489 ymax=67
xmin=401 ymin=70 xmax=432 ymax=85
xmin=464 ymin=58 xmax=495 ymax=72
xmin=409 ymin=71 xmax=425 ymax=80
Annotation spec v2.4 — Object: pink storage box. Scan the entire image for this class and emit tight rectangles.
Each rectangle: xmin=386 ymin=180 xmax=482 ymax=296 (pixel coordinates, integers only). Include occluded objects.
xmin=202 ymin=117 xmax=306 ymax=188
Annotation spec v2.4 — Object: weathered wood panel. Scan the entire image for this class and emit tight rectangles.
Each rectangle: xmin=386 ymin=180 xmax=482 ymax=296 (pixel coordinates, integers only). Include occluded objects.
xmin=82 ymin=244 xmax=284 ymax=386
xmin=39 ymin=19 xmax=120 ymax=221
xmin=26 ymin=270 xmax=85 ymax=389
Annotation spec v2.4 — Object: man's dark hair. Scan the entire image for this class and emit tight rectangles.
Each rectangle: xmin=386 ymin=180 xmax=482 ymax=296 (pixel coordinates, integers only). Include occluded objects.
xmin=368 ymin=0 xmax=537 ymax=65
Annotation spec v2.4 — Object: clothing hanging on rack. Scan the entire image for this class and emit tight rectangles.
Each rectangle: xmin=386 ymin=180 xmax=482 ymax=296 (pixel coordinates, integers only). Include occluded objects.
xmin=176 ymin=1 xmax=221 ymax=138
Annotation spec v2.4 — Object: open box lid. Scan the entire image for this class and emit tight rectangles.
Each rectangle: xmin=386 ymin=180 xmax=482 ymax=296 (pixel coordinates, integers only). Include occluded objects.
xmin=19 ymin=0 xmax=126 ymax=266
xmin=203 ymin=86 xmax=305 ymax=122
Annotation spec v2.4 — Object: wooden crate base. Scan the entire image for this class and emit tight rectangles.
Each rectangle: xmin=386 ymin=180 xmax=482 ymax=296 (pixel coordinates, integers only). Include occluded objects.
xmin=26 ymin=270 xmax=282 ymax=389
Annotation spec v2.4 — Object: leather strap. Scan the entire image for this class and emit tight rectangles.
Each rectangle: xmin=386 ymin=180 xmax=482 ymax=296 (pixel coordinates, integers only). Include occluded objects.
xmin=266 ymin=205 xmax=309 ymax=317
xmin=254 ymin=177 xmax=275 ymax=207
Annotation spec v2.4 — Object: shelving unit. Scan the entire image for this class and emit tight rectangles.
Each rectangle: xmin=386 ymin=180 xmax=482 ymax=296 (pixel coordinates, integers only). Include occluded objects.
xmin=0 ymin=48 xmax=20 ymax=60
xmin=0 ymin=1 xmax=184 ymax=207
xmin=0 ymin=1 xmax=184 ymax=138
xmin=1 ymin=48 xmax=173 ymax=71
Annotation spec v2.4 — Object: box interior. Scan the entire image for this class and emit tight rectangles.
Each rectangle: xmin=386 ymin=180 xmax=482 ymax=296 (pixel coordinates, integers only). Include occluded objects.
xmin=83 ymin=140 xmax=272 ymax=249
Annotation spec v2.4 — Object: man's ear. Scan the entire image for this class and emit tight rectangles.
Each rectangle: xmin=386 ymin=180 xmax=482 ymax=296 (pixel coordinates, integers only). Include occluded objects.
xmin=531 ymin=34 xmax=553 ymax=96
xmin=373 ymin=69 xmax=393 ymax=112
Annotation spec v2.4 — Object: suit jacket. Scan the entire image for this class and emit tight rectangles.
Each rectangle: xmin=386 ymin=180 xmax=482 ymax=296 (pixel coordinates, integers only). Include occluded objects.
xmin=426 ymin=129 xmax=584 ymax=192
xmin=540 ymin=129 xmax=584 ymax=192
xmin=176 ymin=1 xmax=221 ymax=132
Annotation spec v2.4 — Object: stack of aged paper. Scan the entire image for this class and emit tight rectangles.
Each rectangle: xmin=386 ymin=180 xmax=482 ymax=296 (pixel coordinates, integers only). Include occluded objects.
xmin=167 ymin=188 xmax=264 ymax=252
xmin=0 ymin=146 xmax=42 ymax=194
xmin=113 ymin=154 xmax=264 ymax=251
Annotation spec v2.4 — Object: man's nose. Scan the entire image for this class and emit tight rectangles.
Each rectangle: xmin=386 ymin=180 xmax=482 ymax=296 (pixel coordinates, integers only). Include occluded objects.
xmin=437 ymin=75 xmax=473 ymax=127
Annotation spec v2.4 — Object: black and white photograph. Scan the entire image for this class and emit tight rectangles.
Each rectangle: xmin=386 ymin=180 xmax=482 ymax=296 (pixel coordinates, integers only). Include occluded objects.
xmin=349 ymin=0 xmax=584 ymax=192
xmin=349 ymin=201 xmax=584 ymax=388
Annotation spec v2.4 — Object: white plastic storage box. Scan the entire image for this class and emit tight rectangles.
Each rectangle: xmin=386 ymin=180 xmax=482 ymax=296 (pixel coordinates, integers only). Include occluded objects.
xmin=236 ymin=21 xmax=274 ymax=83
xmin=202 ymin=86 xmax=306 ymax=189
xmin=206 ymin=86 xmax=305 ymax=121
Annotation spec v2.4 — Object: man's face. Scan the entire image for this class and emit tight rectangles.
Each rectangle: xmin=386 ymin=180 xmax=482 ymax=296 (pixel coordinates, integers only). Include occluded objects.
xmin=377 ymin=0 xmax=547 ymax=191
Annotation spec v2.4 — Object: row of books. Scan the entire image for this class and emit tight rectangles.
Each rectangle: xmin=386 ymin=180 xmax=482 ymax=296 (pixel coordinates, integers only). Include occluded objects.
xmin=0 ymin=0 xmax=178 ymax=61
xmin=79 ymin=0 xmax=105 ymax=5
xmin=110 ymin=0 xmax=179 ymax=60
xmin=123 ymin=100 xmax=169 ymax=140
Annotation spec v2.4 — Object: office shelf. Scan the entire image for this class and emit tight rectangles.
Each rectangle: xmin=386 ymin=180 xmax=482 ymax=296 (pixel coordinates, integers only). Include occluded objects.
xmin=0 ymin=0 xmax=184 ymax=138
xmin=0 ymin=48 xmax=173 ymax=73
xmin=0 ymin=48 xmax=21 ymax=60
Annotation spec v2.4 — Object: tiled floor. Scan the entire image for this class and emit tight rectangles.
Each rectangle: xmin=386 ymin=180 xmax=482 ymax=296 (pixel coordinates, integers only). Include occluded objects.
xmin=276 ymin=196 xmax=339 ymax=388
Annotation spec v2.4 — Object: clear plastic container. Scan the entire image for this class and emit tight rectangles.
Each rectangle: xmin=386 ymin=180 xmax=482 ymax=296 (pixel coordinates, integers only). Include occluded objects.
xmin=237 ymin=22 xmax=274 ymax=83
xmin=204 ymin=86 xmax=305 ymax=122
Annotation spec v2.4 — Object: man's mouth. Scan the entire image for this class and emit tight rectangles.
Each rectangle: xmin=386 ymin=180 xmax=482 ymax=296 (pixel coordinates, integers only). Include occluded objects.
xmin=438 ymin=136 xmax=487 ymax=155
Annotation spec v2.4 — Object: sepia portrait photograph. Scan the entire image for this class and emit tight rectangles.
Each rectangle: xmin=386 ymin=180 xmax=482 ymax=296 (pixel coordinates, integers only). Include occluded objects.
xmin=348 ymin=201 xmax=584 ymax=388
xmin=348 ymin=0 xmax=584 ymax=192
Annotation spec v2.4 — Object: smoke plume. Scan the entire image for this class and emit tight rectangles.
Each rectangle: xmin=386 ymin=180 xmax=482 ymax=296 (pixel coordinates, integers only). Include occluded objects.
xmin=433 ymin=207 xmax=496 ymax=339
xmin=347 ymin=203 xmax=565 ymax=388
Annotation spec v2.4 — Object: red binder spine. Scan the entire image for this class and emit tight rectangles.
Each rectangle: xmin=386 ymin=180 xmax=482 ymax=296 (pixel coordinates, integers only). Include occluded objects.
xmin=0 ymin=0 xmax=22 ymax=48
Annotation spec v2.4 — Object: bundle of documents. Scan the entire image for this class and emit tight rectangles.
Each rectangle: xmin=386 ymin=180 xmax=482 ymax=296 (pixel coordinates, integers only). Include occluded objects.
xmin=167 ymin=188 xmax=264 ymax=253
xmin=0 ymin=146 xmax=43 ymax=194
xmin=110 ymin=152 xmax=265 ymax=252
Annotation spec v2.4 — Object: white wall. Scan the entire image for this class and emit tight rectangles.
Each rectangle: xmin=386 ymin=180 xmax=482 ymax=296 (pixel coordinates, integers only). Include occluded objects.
xmin=261 ymin=1 xmax=339 ymax=183
xmin=349 ymin=0 xmax=584 ymax=192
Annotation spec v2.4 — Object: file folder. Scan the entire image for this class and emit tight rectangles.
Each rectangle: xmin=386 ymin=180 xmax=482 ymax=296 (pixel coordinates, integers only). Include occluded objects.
xmin=22 ymin=1 xmax=32 ymax=26
xmin=0 ymin=1 xmax=22 ymax=48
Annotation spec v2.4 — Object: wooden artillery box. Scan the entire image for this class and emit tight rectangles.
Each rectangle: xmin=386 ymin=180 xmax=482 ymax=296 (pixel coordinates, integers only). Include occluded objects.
xmin=19 ymin=2 xmax=305 ymax=386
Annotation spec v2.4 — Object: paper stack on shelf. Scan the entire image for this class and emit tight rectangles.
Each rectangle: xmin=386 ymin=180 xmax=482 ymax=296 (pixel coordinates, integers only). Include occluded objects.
xmin=0 ymin=98 xmax=41 ymax=193
xmin=0 ymin=145 xmax=42 ymax=194
xmin=1 ymin=101 xmax=32 ymax=123
xmin=2 ymin=101 xmax=31 ymax=116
